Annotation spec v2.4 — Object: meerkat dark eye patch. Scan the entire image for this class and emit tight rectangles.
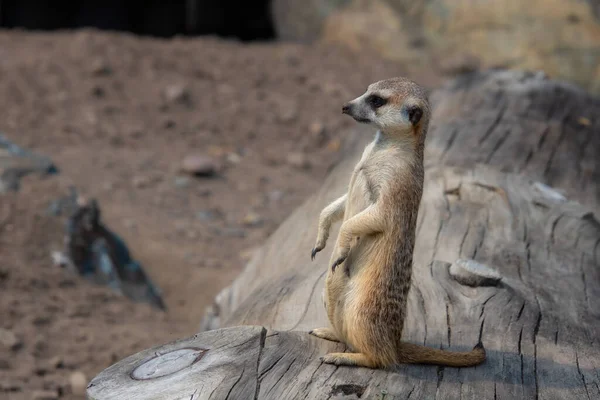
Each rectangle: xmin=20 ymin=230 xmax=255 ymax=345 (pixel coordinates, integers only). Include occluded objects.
xmin=406 ymin=105 xmax=423 ymax=125
xmin=366 ymin=95 xmax=387 ymax=109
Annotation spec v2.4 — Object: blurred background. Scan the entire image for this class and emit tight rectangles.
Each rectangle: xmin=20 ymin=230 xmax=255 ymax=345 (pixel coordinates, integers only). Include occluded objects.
xmin=0 ymin=1 xmax=598 ymax=399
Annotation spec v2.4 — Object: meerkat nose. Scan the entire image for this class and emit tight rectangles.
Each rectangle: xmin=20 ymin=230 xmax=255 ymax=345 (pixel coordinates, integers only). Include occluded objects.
xmin=342 ymin=104 xmax=351 ymax=114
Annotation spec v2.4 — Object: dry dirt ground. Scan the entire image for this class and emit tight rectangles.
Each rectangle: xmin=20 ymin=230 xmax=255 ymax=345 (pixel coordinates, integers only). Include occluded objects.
xmin=0 ymin=29 xmax=443 ymax=399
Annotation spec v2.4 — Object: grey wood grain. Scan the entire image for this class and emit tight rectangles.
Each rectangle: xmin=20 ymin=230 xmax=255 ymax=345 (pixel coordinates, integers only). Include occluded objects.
xmin=90 ymin=70 xmax=600 ymax=399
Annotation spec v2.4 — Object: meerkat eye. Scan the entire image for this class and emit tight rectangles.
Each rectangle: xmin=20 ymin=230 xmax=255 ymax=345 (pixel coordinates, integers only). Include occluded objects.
xmin=366 ymin=95 xmax=387 ymax=109
xmin=406 ymin=105 xmax=423 ymax=125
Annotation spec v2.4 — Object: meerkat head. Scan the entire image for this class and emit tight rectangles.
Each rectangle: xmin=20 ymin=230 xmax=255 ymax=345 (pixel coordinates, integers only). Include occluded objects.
xmin=342 ymin=77 xmax=430 ymax=137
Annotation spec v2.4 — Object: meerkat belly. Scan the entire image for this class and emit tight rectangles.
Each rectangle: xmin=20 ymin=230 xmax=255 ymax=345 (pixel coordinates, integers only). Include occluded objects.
xmin=325 ymin=170 xmax=380 ymax=339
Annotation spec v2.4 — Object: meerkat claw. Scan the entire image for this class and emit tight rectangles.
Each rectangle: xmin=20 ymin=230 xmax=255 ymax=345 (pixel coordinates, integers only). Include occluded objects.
xmin=331 ymin=256 xmax=346 ymax=272
xmin=311 ymin=247 xmax=320 ymax=260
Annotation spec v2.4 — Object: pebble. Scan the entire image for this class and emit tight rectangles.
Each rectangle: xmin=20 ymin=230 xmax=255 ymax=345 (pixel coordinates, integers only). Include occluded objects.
xmin=326 ymin=137 xmax=342 ymax=152
xmin=226 ymin=152 xmax=242 ymax=164
xmin=0 ymin=328 xmax=22 ymax=351
xmin=268 ymin=190 xmax=284 ymax=203
xmin=286 ymin=152 xmax=311 ymax=169
xmin=32 ymin=390 xmax=59 ymax=400
xmin=309 ymin=121 xmax=325 ymax=136
xmin=196 ymin=209 xmax=222 ymax=221
xmin=277 ymin=100 xmax=298 ymax=123
xmin=132 ymin=175 xmax=159 ymax=189
xmin=48 ymin=356 xmax=64 ymax=369
xmin=0 ymin=358 xmax=10 ymax=369
xmin=163 ymin=83 xmax=191 ymax=105
xmin=123 ymin=219 xmax=136 ymax=230
xmin=174 ymin=176 xmax=190 ymax=188
xmin=69 ymin=371 xmax=88 ymax=396
xmin=90 ymin=59 xmax=112 ymax=76
xmin=241 ymin=212 xmax=264 ymax=227
xmin=180 ymin=154 xmax=217 ymax=177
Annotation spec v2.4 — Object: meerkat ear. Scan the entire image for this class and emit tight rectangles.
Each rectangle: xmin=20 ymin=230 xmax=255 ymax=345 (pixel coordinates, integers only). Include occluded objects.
xmin=407 ymin=105 xmax=423 ymax=126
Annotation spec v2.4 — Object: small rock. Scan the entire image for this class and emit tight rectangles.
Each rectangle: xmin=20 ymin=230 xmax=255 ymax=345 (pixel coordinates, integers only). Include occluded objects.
xmin=203 ymin=258 xmax=222 ymax=268
xmin=163 ymin=119 xmax=176 ymax=129
xmin=174 ymin=176 xmax=190 ymax=188
xmin=69 ymin=371 xmax=88 ymax=396
xmin=48 ymin=356 xmax=64 ymax=369
xmin=0 ymin=328 xmax=22 ymax=351
xmin=240 ymin=247 xmax=257 ymax=261
xmin=90 ymin=59 xmax=112 ymax=76
xmin=180 ymin=155 xmax=217 ymax=177
xmin=241 ymin=212 xmax=264 ymax=227
xmin=0 ymin=358 xmax=10 ymax=369
xmin=276 ymin=99 xmax=298 ymax=123
xmin=326 ymin=137 xmax=342 ymax=153
xmin=123 ymin=219 xmax=136 ymax=230
xmin=226 ymin=152 xmax=242 ymax=164
xmin=309 ymin=121 xmax=325 ymax=136
xmin=32 ymin=390 xmax=59 ymax=400
xmin=132 ymin=175 xmax=156 ymax=189
xmin=286 ymin=152 xmax=311 ymax=169
xmin=91 ymin=86 xmax=105 ymax=98
xmin=578 ymin=116 xmax=591 ymax=126
xmin=268 ymin=190 xmax=284 ymax=203
xmin=196 ymin=209 xmax=222 ymax=222
xmin=163 ymin=83 xmax=191 ymax=105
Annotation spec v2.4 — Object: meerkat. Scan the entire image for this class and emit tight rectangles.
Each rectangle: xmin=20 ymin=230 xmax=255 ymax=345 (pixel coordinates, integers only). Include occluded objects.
xmin=309 ymin=77 xmax=486 ymax=369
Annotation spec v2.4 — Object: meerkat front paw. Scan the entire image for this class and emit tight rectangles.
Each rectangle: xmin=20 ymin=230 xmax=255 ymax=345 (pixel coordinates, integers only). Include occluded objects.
xmin=331 ymin=255 xmax=347 ymax=272
xmin=330 ymin=246 xmax=350 ymax=272
xmin=311 ymin=244 xmax=324 ymax=261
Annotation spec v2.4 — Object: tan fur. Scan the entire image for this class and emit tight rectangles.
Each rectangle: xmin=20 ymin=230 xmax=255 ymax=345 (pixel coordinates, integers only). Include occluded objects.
xmin=309 ymin=77 xmax=486 ymax=369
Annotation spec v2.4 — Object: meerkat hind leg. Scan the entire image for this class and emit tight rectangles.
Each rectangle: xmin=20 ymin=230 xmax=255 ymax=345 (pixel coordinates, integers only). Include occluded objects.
xmin=320 ymin=352 xmax=379 ymax=368
xmin=309 ymin=327 xmax=340 ymax=342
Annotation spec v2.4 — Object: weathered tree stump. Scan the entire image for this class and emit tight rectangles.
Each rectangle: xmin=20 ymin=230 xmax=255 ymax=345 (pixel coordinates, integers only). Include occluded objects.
xmin=87 ymin=70 xmax=600 ymax=399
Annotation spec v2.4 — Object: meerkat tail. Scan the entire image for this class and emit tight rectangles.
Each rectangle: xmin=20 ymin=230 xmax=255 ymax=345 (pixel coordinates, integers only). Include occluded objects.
xmin=397 ymin=341 xmax=486 ymax=368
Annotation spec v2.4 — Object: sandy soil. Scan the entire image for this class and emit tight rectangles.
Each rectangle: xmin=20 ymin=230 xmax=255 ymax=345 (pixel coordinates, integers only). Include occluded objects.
xmin=0 ymin=29 xmax=442 ymax=399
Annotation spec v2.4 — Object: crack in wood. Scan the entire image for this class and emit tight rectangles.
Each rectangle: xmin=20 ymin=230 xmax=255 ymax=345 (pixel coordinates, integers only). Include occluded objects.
xmin=265 ymin=358 xmax=296 ymax=398
xmin=414 ymin=285 xmax=428 ymax=345
xmin=441 ymin=127 xmax=459 ymax=161
xmin=259 ymin=353 xmax=286 ymax=380
xmin=537 ymin=126 xmax=550 ymax=151
xmin=580 ymin=253 xmax=590 ymax=314
xmin=254 ymin=328 xmax=267 ymax=400
xmin=445 ymin=303 xmax=452 ymax=347
xmin=486 ymin=128 xmax=512 ymax=164
xmin=224 ymin=367 xmax=244 ymax=400
xmin=472 ymin=210 xmax=488 ymax=259
xmin=479 ymin=97 xmax=507 ymax=145
xmin=516 ymin=301 xmax=526 ymax=321
xmin=550 ymin=212 xmax=565 ymax=245
xmin=575 ymin=350 xmax=592 ymax=400
xmin=533 ymin=298 xmax=542 ymax=400
xmin=543 ymin=106 xmax=572 ymax=180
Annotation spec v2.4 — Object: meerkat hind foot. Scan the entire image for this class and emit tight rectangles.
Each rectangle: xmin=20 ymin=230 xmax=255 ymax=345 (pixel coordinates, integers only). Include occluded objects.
xmin=309 ymin=327 xmax=340 ymax=342
xmin=320 ymin=352 xmax=378 ymax=368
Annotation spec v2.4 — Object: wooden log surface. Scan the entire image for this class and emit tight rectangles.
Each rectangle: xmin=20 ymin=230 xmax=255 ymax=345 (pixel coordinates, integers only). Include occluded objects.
xmin=88 ymin=70 xmax=600 ymax=400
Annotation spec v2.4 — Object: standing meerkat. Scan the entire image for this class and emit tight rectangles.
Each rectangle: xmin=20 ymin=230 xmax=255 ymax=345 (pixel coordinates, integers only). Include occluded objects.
xmin=309 ymin=77 xmax=486 ymax=369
